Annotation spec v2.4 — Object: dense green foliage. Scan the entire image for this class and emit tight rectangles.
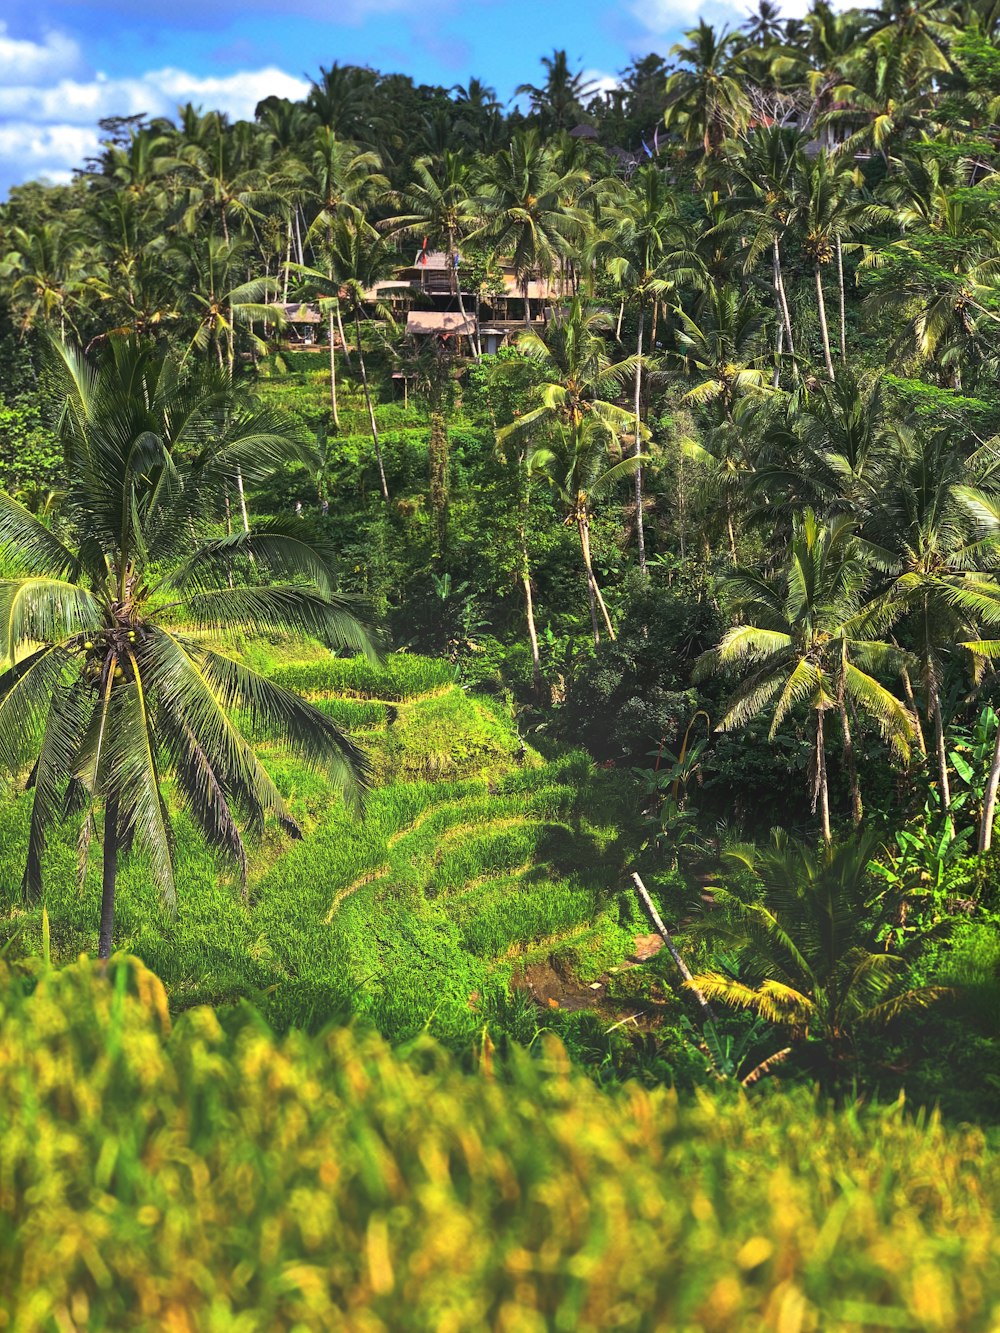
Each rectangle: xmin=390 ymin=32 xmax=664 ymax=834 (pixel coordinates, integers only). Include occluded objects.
xmin=4 ymin=11 xmax=1000 ymax=1318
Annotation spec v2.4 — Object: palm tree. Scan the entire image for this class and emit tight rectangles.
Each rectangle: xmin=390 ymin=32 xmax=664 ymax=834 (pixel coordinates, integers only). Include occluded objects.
xmin=866 ymin=426 xmax=1000 ymax=812
xmin=301 ymin=131 xmax=389 ymax=411
xmin=0 ymin=222 xmax=87 ymax=340
xmin=0 ymin=338 xmax=374 ymax=959
xmin=389 ymin=152 xmax=482 ymax=358
xmin=674 ymin=284 xmax=772 ymax=422
xmin=663 ymin=22 xmax=752 ymax=158
xmin=498 ymin=301 xmax=637 ymax=643
xmin=701 ymin=509 xmax=913 ymax=838
xmin=601 ymin=165 xmax=700 ymax=572
xmin=295 ymin=216 xmax=398 ymax=500
xmin=793 ymin=149 xmax=860 ymax=380
xmin=479 ymin=130 xmax=588 ymax=323
xmin=516 ymin=50 xmax=601 ymax=133
xmin=528 ymin=415 xmax=641 ymax=645
xmin=690 ymin=831 xmax=945 ymax=1055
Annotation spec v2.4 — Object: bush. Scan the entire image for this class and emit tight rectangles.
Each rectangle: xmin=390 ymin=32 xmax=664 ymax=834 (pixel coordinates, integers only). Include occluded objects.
xmin=4 ymin=955 xmax=1000 ymax=1332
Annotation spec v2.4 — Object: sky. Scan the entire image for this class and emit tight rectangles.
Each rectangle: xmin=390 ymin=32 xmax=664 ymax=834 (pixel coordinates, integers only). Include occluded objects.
xmin=0 ymin=0 xmax=780 ymax=197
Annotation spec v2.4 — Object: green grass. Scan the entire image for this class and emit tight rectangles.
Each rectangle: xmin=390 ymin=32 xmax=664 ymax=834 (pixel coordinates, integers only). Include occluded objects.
xmin=4 ymin=953 xmax=1000 ymax=1333
xmin=0 ymin=651 xmax=641 ymax=1051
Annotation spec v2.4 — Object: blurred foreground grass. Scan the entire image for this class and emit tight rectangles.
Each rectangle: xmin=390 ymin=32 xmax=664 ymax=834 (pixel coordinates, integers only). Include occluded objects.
xmin=2 ymin=954 xmax=999 ymax=1332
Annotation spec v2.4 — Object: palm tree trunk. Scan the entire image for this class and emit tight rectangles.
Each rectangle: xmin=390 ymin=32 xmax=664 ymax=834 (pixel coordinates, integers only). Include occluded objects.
xmin=98 ymin=794 xmax=119 ymax=961
xmin=616 ymin=299 xmax=624 ymax=341
xmin=815 ymin=708 xmax=832 ymax=845
xmin=234 ymin=466 xmax=250 ymax=533
xmin=773 ymin=306 xmax=784 ymax=388
xmin=327 ymin=310 xmax=340 ymax=429
xmin=980 ymin=719 xmax=1000 ymax=852
xmin=578 ymin=515 xmax=601 ymax=645
xmin=522 ymin=569 xmax=542 ymax=692
xmin=578 ymin=513 xmax=615 ymax=642
xmin=283 ymin=221 xmax=292 ymax=304
xmin=633 ymin=307 xmax=647 ymax=575
xmin=836 ymin=237 xmax=847 ymax=363
xmin=773 ymin=237 xmax=796 ymax=359
xmin=899 ymin=661 xmax=927 ymax=757
xmin=815 ymin=263 xmax=836 ymax=382
xmin=839 ymin=692 xmax=863 ymax=826
xmin=355 ymin=310 xmax=389 ymax=501
xmin=929 ymin=678 xmax=952 ymax=813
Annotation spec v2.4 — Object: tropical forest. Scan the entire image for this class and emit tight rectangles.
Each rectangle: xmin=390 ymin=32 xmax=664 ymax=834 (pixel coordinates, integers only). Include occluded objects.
xmin=3 ymin=2 xmax=1000 ymax=1326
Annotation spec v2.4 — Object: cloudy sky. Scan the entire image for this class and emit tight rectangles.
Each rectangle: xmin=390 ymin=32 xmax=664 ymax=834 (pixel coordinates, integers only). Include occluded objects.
xmin=0 ymin=0 xmax=769 ymax=196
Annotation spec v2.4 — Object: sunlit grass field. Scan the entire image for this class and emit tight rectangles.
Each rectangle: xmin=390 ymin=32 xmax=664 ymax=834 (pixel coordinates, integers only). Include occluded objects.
xmin=0 ymin=649 xmax=640 ymax=1046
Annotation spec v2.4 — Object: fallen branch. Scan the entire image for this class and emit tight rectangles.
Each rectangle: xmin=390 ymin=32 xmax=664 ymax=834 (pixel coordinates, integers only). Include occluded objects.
xmin=631 ymin=871 xmax=715 ymax=1026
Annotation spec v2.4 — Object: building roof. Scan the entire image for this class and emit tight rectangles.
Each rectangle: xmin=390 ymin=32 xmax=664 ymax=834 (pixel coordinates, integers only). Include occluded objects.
xmin=406 ymin=311 xmax=477 ymax=336
xmin=276 ymin=302 xmax=322 ymax=323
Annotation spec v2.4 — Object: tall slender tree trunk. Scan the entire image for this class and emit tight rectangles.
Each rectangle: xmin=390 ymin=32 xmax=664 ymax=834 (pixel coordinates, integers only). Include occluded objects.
xmin=836 ymin=237 xmax=847 ymax=363
xmin=980 ymin=719 xmax=1000 ymax=852
xmin=773 ymin=306 xmax=785 ymax=389
xmin=815 ymin=263 xmax=836 ymax=381
xmin=929 ymin=677 xmax=952 ymax=814
xmin=235 ymin=466 xmax=250 ymax=534
xmin=98 ymin=794 xmax=119 ymax=961
xmin=898 ymin=658 xmax=927 ymax=757
xmin=774 ymin=238 xmax=795 ymax=356
xmin=839 ymin=688 xmax=863 ymax=826
xmin=355 ymin=310 xmax=389 ymax=501
xmin=633 ymin=307 xmax=647 ymax=575
xmin=327 ymin=310 xmax=340 ymax=429
xmin=518 ymin=449 xmax=541 ymax=693
xmin=815 ymin=708 xmax=832 ymax=845
xmin=577 ymin=511 xmax=615 ymax=643
xmin=616 ymin=299 xmax=624 ymax=341
xmin=336 ymin=300 xmax=352 ymax=365
xmin=449 ymin=229 xmax=479 ymax=363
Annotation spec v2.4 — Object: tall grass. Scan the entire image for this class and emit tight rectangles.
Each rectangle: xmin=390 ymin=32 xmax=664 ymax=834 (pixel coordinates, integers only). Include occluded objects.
xmin=3 ymin=954 xmax=1000 ymax=1333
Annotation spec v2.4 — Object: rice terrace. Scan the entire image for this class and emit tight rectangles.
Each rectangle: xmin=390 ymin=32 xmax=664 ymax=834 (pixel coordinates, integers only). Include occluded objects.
xmin=2 ymin=0 xmax=1000 ymax=1326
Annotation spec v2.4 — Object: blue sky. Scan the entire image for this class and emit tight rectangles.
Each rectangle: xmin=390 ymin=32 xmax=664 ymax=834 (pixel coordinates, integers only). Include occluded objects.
xmin=0 ymin=0 xmax=760 ymax=195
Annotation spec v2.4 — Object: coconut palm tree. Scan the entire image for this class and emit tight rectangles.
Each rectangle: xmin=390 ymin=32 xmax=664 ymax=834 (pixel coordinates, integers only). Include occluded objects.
xmin=701 ymin=508 xmax=913 ymax=838
xmin=865 ymin=426 xmax=1000 ymax=813
xmin=689 ymin=830 xmax=946 ymax=1056
xmin=664 ymin=22 xmax=752 ymax=158
xmin=528 ymin=415 xmax=641 ymax=645
xmin=600 ymin=165 xmax=701 ymax=572
xmin=0 ymin=221 xmax=88 ymax=340
xmin=389 ymin=151 xmax=482 ymax=358
xmin=479 ymin=130 xmax=588 ymax=322
xmin=0 ymin=337 xmax=374 ymax=959
xmin=516 ymin=49 xmax=601 ymax=133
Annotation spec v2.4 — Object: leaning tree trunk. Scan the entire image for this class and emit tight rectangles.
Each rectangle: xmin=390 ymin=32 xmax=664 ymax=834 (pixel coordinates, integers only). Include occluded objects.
xmin=98 ymin=794 xmax=119 ymax=961
xmin=633 ymin=306 xmax=647 ymax=575
xmin=815 ymin=262 xmax=836 ymax=381
xmin=235 ymin=466 xmax=250 ymax=534
xmin=577 ymin=510 xmax=615 ymax=644
xmin=354 ymin=310 xmax=389 ymax=501
xmin=814 ymin=707 xmax=832 ymax=845
xmin=899 ymin=659 xmax=927 ymax=757
xmin=773 ymin=237 xmax=796 ymax=368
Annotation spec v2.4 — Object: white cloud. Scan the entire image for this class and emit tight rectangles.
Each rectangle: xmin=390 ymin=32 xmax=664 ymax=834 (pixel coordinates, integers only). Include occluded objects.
xmin=0 ymin=60 xmax=311 ymax=193
xmin=0 ymin=65 xmax=311 ymax=127
xmin=0 ymin=22 xmax=84 ymax=86
xmin=584 ymin=69 xmax=620 ymax=99
xmin=629 ymin=0 xmax=867 ymax=38
xmin=0 ymin=122 xmax=100 ymax=183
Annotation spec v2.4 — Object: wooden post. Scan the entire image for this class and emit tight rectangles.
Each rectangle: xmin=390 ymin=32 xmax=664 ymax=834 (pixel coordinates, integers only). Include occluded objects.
xmin=631 ymin=872 xmax=715 ymax=1025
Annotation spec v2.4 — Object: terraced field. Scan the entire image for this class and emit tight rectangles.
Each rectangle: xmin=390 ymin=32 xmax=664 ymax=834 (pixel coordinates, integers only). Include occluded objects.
xmin=0 ymin=652 xmax=645 ymax=1048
